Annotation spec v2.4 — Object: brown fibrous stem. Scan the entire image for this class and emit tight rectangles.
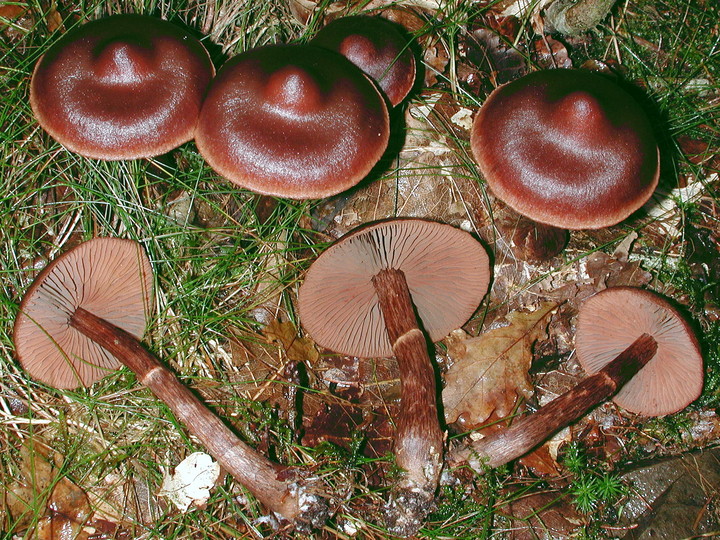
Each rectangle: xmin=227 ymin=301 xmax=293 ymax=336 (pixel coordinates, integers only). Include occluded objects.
xmin=372 ymin=268 xmax=445 ymax=537
xmin=70 ymin=307 xmax=329 ymax=530
xmin=454 ymin=333 xmax=658 ymax=470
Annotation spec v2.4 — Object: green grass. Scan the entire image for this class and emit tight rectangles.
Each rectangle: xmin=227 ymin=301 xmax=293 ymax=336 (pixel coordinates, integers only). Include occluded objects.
xmin=2 ymin=0 xmax=719 ymax=537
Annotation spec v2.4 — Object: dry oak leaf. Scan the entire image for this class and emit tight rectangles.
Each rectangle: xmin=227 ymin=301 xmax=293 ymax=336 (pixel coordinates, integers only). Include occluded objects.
xmin=443 ymin=302 xmax=558 ymax=430
xmin=263 ymin=318 xmax=320 ymax=364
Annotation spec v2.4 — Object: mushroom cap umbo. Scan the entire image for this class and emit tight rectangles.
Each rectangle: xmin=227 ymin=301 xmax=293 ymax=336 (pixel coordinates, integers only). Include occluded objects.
xmin=298 ymin=219 xmax=491 ymax=358
xmin=576 ymin=287 xmax=703 ymax=416
xmin=30 ymin=14 xmax=214 ymax=160
xmin=13 ymin=238 xmax=154 ymax=389
xmin=470 ymin=69 xmax=659 ymax=230
xmin=311 ymin=15 xmax=416 ymax=106
xmin=195 ymin=44 xmax=390 ymax=199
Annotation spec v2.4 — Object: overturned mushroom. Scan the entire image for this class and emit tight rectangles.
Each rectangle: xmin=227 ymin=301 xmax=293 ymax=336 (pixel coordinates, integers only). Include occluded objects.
xmin=30 ymin=14 xmax=214 ymax=160
xmin=298 ymin=219 xmax=491 ymax=536
xmin=454 ymin=287 xmax=703 ymax=470
xmin=13 ymin=238 xmax=329 ymax=530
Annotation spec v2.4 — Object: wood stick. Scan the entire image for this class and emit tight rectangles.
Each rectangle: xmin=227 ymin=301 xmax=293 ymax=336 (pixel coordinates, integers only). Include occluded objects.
xmin=458 ymin=333 xmax=658 ymax=470
xmin=372 ymin=268 xmax=444 ymax=537
xmin=70 ymin=307 xmax=329 ymax=530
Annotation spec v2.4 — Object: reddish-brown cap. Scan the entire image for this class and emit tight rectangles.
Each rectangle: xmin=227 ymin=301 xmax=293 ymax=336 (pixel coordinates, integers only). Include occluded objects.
xmin=311 ymin=15 xmax=416 ymax=106
xmin=13 ymin=238 xmax=154 ymax=389
xmin=576 ymin=287 xmax=703 ymax=416
xmin=195 ymin=44 xmax=390 ymax=199
xmin=298 ymin=219 xmax=491 ymax=358
xmin=470 ymin=69 xmax=659 ymax=229
xmin=30 ymin=14 xmax=214 ymax=160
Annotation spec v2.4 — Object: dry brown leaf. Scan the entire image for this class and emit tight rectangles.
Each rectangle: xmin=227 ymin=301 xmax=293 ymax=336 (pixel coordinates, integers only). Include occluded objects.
xmin=517 ymin=444 xmax=561 ymax=476
xmin=44 ymin=4 xmax=63 ymax=33
xmin=585 ymin=251 xmax=652 ymax=289
xmin=37 ymin=476 xmax=92 ymax=540
xmin=7 ymin=439 xmax=92 ymax=538
xmin=443 ymin=302 xmax=558 ymax=430
xmin=263 ymin=318 xmax=320 ymax=364
xmin=462 ymin=23 xmax=527 ymax=94
xmin=533 ymin=36 xmax=573 ymax=69
xmin=7 ymin=440 xmax=56 ymax=529
xmin=503 ymin=490 xmax=580 ymax=540
xmin=0 ymin=3 xmax=27 ymax=23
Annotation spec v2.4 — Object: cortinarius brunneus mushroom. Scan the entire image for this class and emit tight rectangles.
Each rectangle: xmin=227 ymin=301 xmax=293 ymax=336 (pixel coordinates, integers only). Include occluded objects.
xmin=30 ymin=14 xmax=214 ymax=160
xmin=470 ymin=69 xmax=659 ymax=230
xmin=312 ymin=15 xmax=416 ymax=106
xmin=298 ymin=218 xmax=491 ymax=536
xmin=455 ymin=286 xmax=702 ymax=470
xmin=195 ymin=44 xmax=390 ymax=199
xmin=14 ymin=238 xmax=153 ymax=389
xmin=13 ymin=238 xmax=329 ymax=530
xmin=576 ymin=286 xmax=703 ymax=416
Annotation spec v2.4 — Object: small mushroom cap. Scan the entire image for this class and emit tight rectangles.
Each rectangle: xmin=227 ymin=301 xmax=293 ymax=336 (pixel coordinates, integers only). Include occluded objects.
xmin=298 ymin=219 xmax=491 ymax=358
xmin=30 ymin=14 xmax=214 ymax=160
xmin=576 ymin=287 xmax=703 ymax=416
xmin=195 ymin=44 xmax=390 ymax=199
xmin=13 ymin=238 xmax=154 ymax=389
xmin=470 ymin=69 xmax=659 ymax=229
xmin=312 ymin=15 xmax=416 ymax=106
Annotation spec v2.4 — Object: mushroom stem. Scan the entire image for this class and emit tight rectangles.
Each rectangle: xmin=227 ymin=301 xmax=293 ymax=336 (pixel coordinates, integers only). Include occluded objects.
xmin=457 ymin=333 xmax=657 ymax=470
xmin=70 ymin=307 xmax=329 ymax=530
xmin=371 ymin=268 xmax=444 ymax=536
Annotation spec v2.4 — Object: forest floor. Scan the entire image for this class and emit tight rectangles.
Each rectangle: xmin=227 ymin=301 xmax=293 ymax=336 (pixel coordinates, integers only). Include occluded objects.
xmin=1 ymin=0 xmax=719 ymax=538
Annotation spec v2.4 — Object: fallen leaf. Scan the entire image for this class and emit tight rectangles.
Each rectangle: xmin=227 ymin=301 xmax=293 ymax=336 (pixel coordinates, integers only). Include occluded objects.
xmin=463 ymin=22 xmax=527 ymax=93
xmin=159 ymin=452 xmax=220 ymax=512
xmin=263 ymin=318 xmax=320 ymax=364
xmin=0 ymin=3 xmax=26 ymax=23
xmin=443 ymin=302 xmax=558 ymax=430
xmin=44 ymin=4 xmax=63 ymax=33
xmin=585 ymin=251 xmax=652 ymax=289
xmin=7 ymin=440 xmax=56 ymax=529
xmin=502 ymin=490 xmax=581 ymax=540
xmin=37 ymin=476 xmax=92 ymax=540
xmin=533 ymin=36 xmax=572 ymax=69
xmin=7 ymin=438 xmax=92 ymax=537
xmin=517 ymin=444 xmax=561 ymax=476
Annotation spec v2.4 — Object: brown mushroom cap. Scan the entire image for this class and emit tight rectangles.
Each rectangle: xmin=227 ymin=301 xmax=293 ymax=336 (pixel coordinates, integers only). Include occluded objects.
xmin=13 ymin=238 xmax=154 ymax=389
xmin=298 ymin=219 xmax=491 ymax=358
xmin=576 ymin=287 xmax=703 ymax=416
xmin=195 ymin=44 xmax=390 ymax=199
xmin=30 ymin=14 xmax=214 ymax=160
xmin=311 ymin=15 xmax=416 ymax=106
xmin=470 ymin=69 xmax=659 ymax=229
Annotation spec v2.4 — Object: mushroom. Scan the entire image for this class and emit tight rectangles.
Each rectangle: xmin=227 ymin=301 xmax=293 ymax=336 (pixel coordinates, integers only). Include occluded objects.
xmin=30 ymin=14 xmax=214 ymax=160
xmin=311 ymin=15 xmax=416 ymax=106
xmin=454 ymin=287 xmax=703 ymax=470
xmin=195 ymin=44 xmax=390 ymax=199
xmin=13 ymin=238 xmax=329 ymax=531
xmin=470 ymin=69 xmax=659 ymax=233
xmin=298 ymin=218 xmax=491 ymax=536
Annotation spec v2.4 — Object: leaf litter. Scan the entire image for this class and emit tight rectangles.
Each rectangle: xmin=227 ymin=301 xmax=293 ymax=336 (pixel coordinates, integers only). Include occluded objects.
xmin=6 ymin=438 xmax=92 ymax=540
xmin=443 ymin=302 xmax=558 ymax=431
xmin=3 ymin=0 xmax=720 ymax=537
